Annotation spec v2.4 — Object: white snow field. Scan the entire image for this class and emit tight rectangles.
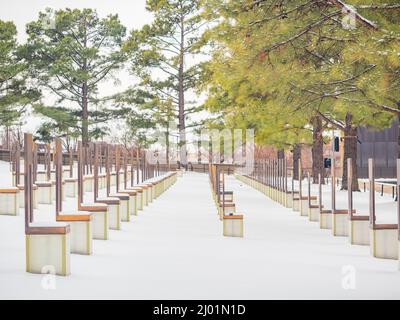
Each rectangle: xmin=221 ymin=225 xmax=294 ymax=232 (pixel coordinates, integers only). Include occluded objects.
xmin=1 ymin=160 xmax=400 ymax=299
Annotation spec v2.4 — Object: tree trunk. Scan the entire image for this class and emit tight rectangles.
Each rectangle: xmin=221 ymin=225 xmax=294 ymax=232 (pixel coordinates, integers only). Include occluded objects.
xmin=311 ymin=116 xmax=324 ymax=184
xmin=136 ymin=147 xmax=140 ymax=184
xmin=6 ymin=126 xmax=10 ymax=150
xmin=81 ymin=19 xmax=89 ymax=147
xmin=82 ymin=81 xmax=89 ymax=146
xmin=341 ymin=113 xmax=359 ymax=191
xmin=397 ymin=103 xmax=400 ymax=158
xmin=178 ymin=15 xmax=187 ymax=167
xmin=209 ymin=138 xmax=213 ymax=163
xmin=293 ymin=144 xmax=301 ymax=180
xmin=166 ymin=132 xmax=170 ymax=168
xmin=277 ymin=149 xmax=284 ymax=180
xmin=198 ymin=139 xmax=201 ymax=164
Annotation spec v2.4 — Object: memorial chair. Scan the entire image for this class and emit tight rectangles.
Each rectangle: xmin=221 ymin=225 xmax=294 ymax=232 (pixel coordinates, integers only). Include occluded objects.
xmin=369 ymin=159 xmax=398 ymax=259
xmin=24 ymin=133 xmax=71 ymax=276
xmin=307 ymin=173 xmax=322 ymax=222
xmin=77 ymin=142 xmax=109 ymax=240
xmin=0 ymin=145 xmax=21 ymax=215
xmin=220 ymin=165 xmax=243 ymax=237
xmin=331 ymin=158 xmax=352 ymax=237
xmin=54 ymin=138 xmax=93 ymax=255
xmin=125 ymin=147 xmax=145 ymax=211
xmin=118 ymin=147 xmax=137 ymax=216
xmin=93 ymin=143 xmax=121 ymax=231
xmin=298 ymin=161 xmax=317 ymax=217
xmin=106 ymin=145 xmax=130 ymax=222
xmin=64 ymin=146 xmax=78 ymax=198
xmin=347 ymin=158 xmax=369 ymax=245
xmin=291 ymin=161 xmax=301 ymax=212
xmin=319 ymin=172 xmax=332 ymax=230
xmin=34 ymin=144 xmax=53 ymax=205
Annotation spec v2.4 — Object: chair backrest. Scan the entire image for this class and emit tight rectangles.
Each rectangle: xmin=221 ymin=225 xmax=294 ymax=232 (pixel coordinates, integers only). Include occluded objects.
xmin=93 ymin=143 xmax=99 ymax=201
xmin=55 ymin=138 xmax=63 ymax=215
xmin=24 ymin=133 xmax=34 ymax=231
xmin=77 ymin=141 xmax=84 ymax=204
xmin=369 ymin=158 xmax=375 ymax=227
xmin=347 ymin=158 xmax=353 ymax=219
xmin=331 ymin=157 xmax=336 ymax=213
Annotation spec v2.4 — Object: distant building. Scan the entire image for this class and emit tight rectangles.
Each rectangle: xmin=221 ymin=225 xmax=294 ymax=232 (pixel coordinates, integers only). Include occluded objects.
xmin=357 ymin=120 xmax=398 ymax=179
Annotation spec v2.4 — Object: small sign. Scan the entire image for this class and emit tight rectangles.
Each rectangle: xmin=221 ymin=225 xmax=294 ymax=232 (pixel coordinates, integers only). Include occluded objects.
xmin=324 ymin=158 xmax=332 ymax=169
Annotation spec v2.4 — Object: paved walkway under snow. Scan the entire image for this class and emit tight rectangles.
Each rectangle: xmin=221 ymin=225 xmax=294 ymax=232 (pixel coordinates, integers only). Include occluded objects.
xmin=1 ymin=172 xmax=400 ymax=299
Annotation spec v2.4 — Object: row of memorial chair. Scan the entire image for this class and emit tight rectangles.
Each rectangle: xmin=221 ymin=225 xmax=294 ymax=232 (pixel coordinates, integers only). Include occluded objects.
xmin=0 ymin=134 xmax=178 ymax=276
xmin=236 ymin=157 xmax=400 ymax=261
xmin=209 ymin=163 xmax=243 ymax=238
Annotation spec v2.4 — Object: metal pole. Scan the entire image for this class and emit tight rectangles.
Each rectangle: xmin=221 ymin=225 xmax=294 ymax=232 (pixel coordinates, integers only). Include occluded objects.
xmin=369 ymin=158 xmax=375 ymax=228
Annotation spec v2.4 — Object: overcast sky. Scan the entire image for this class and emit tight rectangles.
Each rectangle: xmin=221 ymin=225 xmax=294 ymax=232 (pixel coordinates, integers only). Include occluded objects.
xmin=0 ymin=1 xmax=207 ymax=154
xmin=0 ymin=0 xmax=154 ymax=134
xmin=0 ymin=0 xmax=153 ymax=43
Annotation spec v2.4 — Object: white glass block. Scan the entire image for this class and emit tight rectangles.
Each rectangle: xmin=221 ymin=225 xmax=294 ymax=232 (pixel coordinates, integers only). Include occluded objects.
xmin=370 ymin=229 xmax=398 ymax=259
xmin=332 ymin=214 xmax=349 ymax=237
xmin=120 ymin=199 xmax=129 ymax=222
xmin=37 ymin=186 xmax=52 ymax=204
xmin=92 ymin=211 xmax=108 ymax=240
xmin=68 ymin=220 xmax=92 ymax=255
xmin=320 ymin=212 xmax=332 ymax=230
xmin=223 ymin=218 xmax=243 ymax=237
xmin=349 ymin=220 xmax=369 ymax=245
xmin=26 ymin=232 xmax=71 ymax=276
xmin=107 ymin=204 xmax=120 ymax=230
xmin=0 ymin=192 xmax=18 ymax=215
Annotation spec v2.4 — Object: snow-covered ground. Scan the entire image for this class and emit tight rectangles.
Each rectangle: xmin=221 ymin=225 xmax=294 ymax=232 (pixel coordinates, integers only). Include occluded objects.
xmin=1 ymin=161 xmax=400 ymax=299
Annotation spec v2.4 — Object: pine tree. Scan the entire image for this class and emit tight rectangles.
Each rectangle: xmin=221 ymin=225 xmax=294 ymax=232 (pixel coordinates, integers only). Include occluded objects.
xmin=124 ymin=0 xmax=205 ymax=167
xmin=0 ymin=20 xmax=40 ymax=146
xmin=25 ymin=8 xmax=127 ymax=146
xmin=200 ymin=0 xmax=397 ymax=190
